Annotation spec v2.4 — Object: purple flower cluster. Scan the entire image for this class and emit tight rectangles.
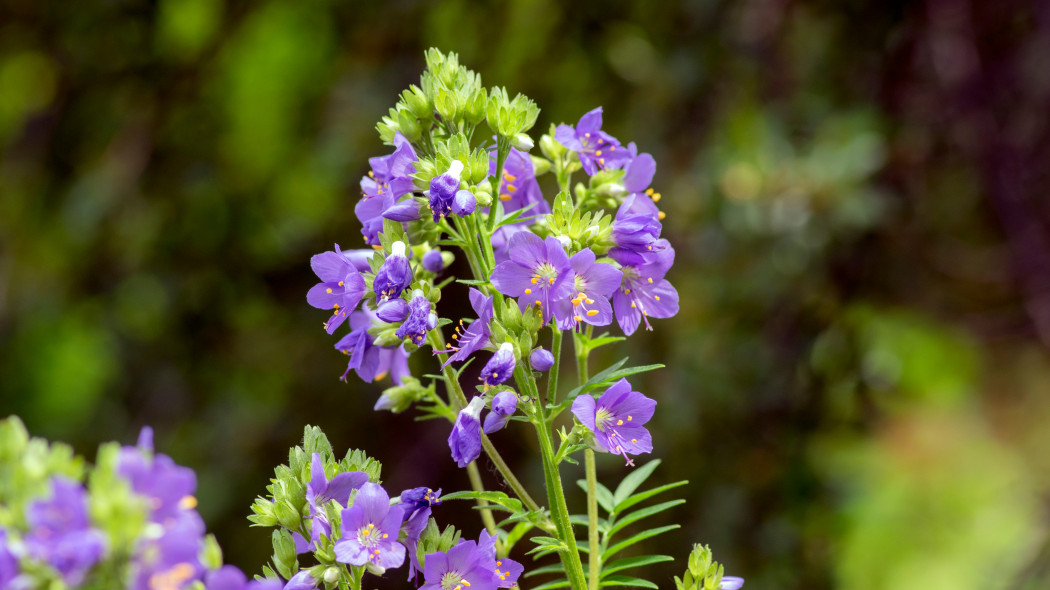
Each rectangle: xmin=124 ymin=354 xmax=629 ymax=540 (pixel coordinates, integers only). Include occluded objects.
xmin=21 ymin=477 xmax=106 ymax=587
xmin=419 ymin=531 xmax=523 ymax=590
xmin=356 ymin=132 xmax=420 ymax=245
xmin=571 ymin=378 xmax=656 ymax=466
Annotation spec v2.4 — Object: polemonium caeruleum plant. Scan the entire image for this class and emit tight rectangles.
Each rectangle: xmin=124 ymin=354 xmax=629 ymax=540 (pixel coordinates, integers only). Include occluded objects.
xmin=0 ymin=50 xmax=741 ymax=590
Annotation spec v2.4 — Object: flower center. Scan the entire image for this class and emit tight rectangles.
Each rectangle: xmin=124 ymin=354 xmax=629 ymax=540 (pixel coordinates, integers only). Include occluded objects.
xmin=357 ymin=522 xmax=381 ymax=547
xmin=440 ymin=570 xmax=471 ymax=590
xmin=532 ymin=263 xmax=558 ymax=287
xmin=595 ymin=407 xmax=614 ymax=432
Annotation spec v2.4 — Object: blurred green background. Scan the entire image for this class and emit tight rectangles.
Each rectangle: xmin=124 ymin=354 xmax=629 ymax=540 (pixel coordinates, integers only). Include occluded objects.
xmin=2 ymin=0 xmax=1049 ymax=589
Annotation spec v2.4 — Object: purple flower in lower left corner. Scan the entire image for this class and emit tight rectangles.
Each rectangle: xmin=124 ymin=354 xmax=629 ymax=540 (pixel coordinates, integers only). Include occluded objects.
xmin=571 ymin=378 xmax=656 ymax=466
xmin=24 ymin=476 xmax=106 ymax=586
xmin=334 ymin=483 xmax=406 ymax=571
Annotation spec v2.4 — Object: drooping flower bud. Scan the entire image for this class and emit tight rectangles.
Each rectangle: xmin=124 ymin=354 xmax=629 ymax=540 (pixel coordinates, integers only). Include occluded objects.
xmin=529 ymin=348 xmax=555 ymax=371
xmin=480 ymin=343 xmax=516 ymax=388
xmin=376 ymin=298 xmax=408 ymax=323
xmin=452 ymin=189 xmax=476 ymax=216
xmin=395 ymin=290 xmax=433 ymax=345
xmin=374 ymin=241 xmax=413 ymax=301
xmin=422 ymin=249 xmax=445 ymax=273
xmin=448 ymin=396 xmax=486 ymax=467
xmin=483 ymin=391 xmax=518 ymax=434
xmin=428 ymin=161 xmax=464 ymax=220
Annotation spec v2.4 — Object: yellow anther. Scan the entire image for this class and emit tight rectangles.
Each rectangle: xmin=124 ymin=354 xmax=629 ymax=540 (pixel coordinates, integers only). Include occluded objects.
xmin=585 ymin=132 xmax=591 ymax=137
xmin=499 ymin=194 xmax=512 ymax=201
xmin=383 ymin=533 xmax=388 ymax=538
xmin=586 ymin=310 xmax=599 ymax=317
xmin=628 ymin=415 xmax=633 ymax=421
xmin=452 ymin=334 xmax=459 ymax=339
xmin=338 ymin=281 xmax=344 ymax=286
xmin=503 ymin=172 xmax=517 ymax=182
xmin=599 ymin=158 xmax=605 ymax=165
xmin=617 ymin=419 xmax=623 ymax=425
xmin=326 ymin=288 xmax=333 ymax=294
xmin=535 ymin=300 xmax=542 ymax=306
xmin=625 ymin=289 xmax=631 ymax=294
xmin=507 ymin=185 xmax=517 ymax=193
xmin=658 ymin=211 xmax=666 ymax=220
xmin=596 ymin=149 xmax=602 ymax=156
xmin=632 ymin=438 xmax=637 ymax=443
xmin=446 ymin=343 xmax=453 ymax=348
xmin=525 ymin=288 xmax=532 ymax=294
xmin=631 ymin=302 xmax=636 ymax=308
xmin=655 ymin=296 xmax=661 ymax=301
xmin=646 ymin=188 xmax=654 ymax=195
xmin=492 ymin=372 xmax=498 ymax=378
xmin=610 ymin=145 xmax=616 ymax=151
xmin=586 ymin=298 xmax=594 ymax=304
xmin=178 ymin=495 xmax=197 ymax=510
xmin=333 ymin=303 xmax=340 ymax=309
xmin=362 ymin=529 xmax=370 ymax=536
xmin=462 ymin=581 xmax=471 ymax=587
xmin=497 ymin=561 xmax=502 ymax=567
xmin=531 ymin=277 xmax=538 ymax=284
xmin=647 ymin=278 xmax=653 ymax=283
xmin=548 ymin=278 xmax=555 ymax=284
xmin=374 ymin=549 xmax=380 ymax=555
xmin=652 ymin=193 xmax=662 ymax=202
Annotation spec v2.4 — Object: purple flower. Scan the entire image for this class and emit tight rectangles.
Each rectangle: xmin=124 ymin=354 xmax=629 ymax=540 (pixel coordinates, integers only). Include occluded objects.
xmin=491 ymin=224 xmax=529 ymax=265
xmin=491 ymin=148 xmax=549 ymax=214
xmin=128 ymin=511 xmax=207 ymax=590
xmin=308 ymin=245 xmax=368 ymax=335
xmin=423 ymin=250 xmax=445 ymax=273
xmin=205 ymin=565 xmax=284 ymax=590
xmin=334 ymin=483 xmax=406 ymax=570
xmin=376 ymin=298 xmax=409 ymax=323
xmin=448 ymin=396 xmax=485 ymax=468
xmin=435 ymin=288 xmax=493 ymax=367
xmin=374 ymin=241 xmax=413 ymax=301
xmin=336 ymin=310 xmax=412 ymax=384
xmin=0 ymin=529 xmax=18 ymax=589
xmin=355 ymin=194 xmax=393 ymax=246
xmin=420 ymin=540 xmax=498 ymax=590
xmin=117 ymin=427 xmax=198 ymax=526
xmin=305 ymin=453 xmax=368 ymax=550
xmin=480 ymin=343 xmax=516 ymax=389
xmin=611 ymin=239 xmax=679 ymax=335
xmin=609 ymin=195 xmax=663 ymax=266
xmin=554 ymin=107 xmax=631 ymax=175
xmin=357 ymin=133 xmax=419 ymax=245
xmin=483 ymin=391 xmax=518 ymax=434
xmin=552 ymin=249 xmax=622 ymax=331
xmin=490 ymin=231 xmax=574 ymax=325
xmin=571 ymin=378 xmax=656 ymax=466
xmin=452 ymin=190 xmax=477 ymax=216
xmin=428 ymin=161 xmax=465 ymax=221
xmin=339 ymin=249 xmax=377 ymax=273
xmin=721 ymin=576 xmax=745 ymax=590
xmin=621 ymin=148 xmax=661 ymax=215
xmin=400 ymin=487 xmax=441 ymax=582
xmin=23 ymin=477 xmax=106 ymax=586
xmin=477 ymin=530 xmax=524 ymax=588
xmin=283 ymin=571 xmax=319 ymax=590
xmin=529 ymin=348 xmax=555 ymax=371
xmin=395 ymin=290 xmax=436 ymax=346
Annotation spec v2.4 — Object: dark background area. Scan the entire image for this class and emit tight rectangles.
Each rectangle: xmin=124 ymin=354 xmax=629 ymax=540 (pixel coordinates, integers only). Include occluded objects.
xmin=2 ymin=1 xmax=1050 ymax=589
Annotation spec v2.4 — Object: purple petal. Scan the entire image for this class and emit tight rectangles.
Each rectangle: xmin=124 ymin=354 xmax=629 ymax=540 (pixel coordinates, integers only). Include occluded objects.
xmin=310 ymin=251 xmax=349 ymax=282
xmin=554 ymin=124 xmax=583 ymax=151
xmin=333 ymin=539 xmax=368 ymax=566
xmin=506 ymin=232 xmax=547 ymax=269
xmin=613 ymin=290 xmax=641 ymax=336
xmin=375 ymin=541 xmax=407 ymax=569
xmin=383 ymin=198 xmax=421 ymax=221
xmin=571 ymin=395 xmax=598 ymax=432
xmin=322 ymin=472 xmax=369 ymax=506
xmin=482 ymin=411 xmax=510 ymax=434
xmin=490 ymin=261 xmax=536 ymax=297
xmin=576 ymin=107 xmax=603 ymax=137
xmin=623 ymin=153 xmax=656 ymax=193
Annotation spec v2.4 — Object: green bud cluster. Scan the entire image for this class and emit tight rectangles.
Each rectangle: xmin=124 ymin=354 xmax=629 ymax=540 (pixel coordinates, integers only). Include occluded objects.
xmin=486 ymin=86 xmax=540 ymax=140
xmin=675 ymin=544 xmax=727 ymax=590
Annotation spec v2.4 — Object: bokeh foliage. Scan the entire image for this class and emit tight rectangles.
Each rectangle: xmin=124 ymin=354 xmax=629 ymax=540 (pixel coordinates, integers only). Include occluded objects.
xmin=2 ymin=1 xmax=1049 ymax=589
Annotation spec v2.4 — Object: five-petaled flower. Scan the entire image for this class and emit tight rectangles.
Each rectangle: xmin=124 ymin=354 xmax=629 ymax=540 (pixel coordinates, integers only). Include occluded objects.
xmin=571 ymin=378 xmax=656 ymax=466
xmin=610 ymin=238 xmax=679 ymax=336
xmin=554 ymin=107 xmax=631 ymax=175
xmin=334 ymin=483 xmax=406 ymax=570
xmin=490 ymin=231 xmax=574 ymax=325
xmin=552 ymin=248 xmax=623 ymax=331
xmin=308 ymin=245 xmax=367 ymax=335
xmin=436 ymin=288 xmax=494 ymax=367
xmin=480 ymin=343 xmax=516 ymax=389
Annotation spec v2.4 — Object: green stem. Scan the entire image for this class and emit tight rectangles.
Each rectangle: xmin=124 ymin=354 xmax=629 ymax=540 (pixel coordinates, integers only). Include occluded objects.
xmin=426 ymin=329 xmax=542 ymax=514
xmin=466 ymin=460 xmax=499 ymax=540
xmin=517 ymin=363 xmax=588 ymax=590
xmin=547 ymin=328 xmax=563 ymax=407
xmin=585 ymin=449 xmax=600 ymax=590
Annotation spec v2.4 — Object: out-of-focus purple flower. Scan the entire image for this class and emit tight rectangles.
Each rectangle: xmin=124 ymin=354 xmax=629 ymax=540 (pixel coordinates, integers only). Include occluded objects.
xmin=419 ymin=540 xmax=497 ymax=590
xmin=448 ymin=396 xmax=485 ymax=468
xmin=479 ymin=343 xmax=516 ymax=389
xmin=339 ymin=249 xmax=376 ymax=273
xmin=720 ymin=576 xmax=745 ymax=590
xmin=128 ymin=511 xmax=207 ymax=590
xmin=0 ymin=529 xmax=17 ymax=589
xmin=376 ymin=298 xmax=409 ymax=323
xmin=308 ymin=245 xmax=368 ymax=335
xmin=491 ymin=223 xmax=528 ymax=265
xmin=423 ymin=250 xmax=445 ymax=273
xmin=395 ymin=290 xmax=436 ymax=346
xmin=428 ymin=161 xmax=465 ymax=221
xmin=206 ymin=565 xmax=284 ymax=590
xmin=552 ymin=249 xmax=622 ymax=331
xmin=554 ymin=107 xmax=631 ymax=175
xmin=529 ymin=348 xmax=555 ymax=372
xmin=609 ymin=195 xmax=663 ymax=266
xmin=571 ymin=378 xmax=656 ymax=466
xmin=283 ymin=571 xmax=319 ymax=590
xmin=477 ymin=530 xmax=524 ymax=588
xmin=399 ymin=487 xmax=441 ymax=582
xmin=483 ymin=391 xmax=518 ymax=434
xmin=355 ymin=194 xmax=392 ymax=246
xmin=435 ymin=288 xmax=493 ymax=368
xmin=610 ymin=239 xmax=679 ymax=335
xmin=117 ymin=427 xmax=198 ymax=527
xmin=334 ymin=483 xmax=406 ymax=570
xmin=374 ymin=241 xmax=413 ymax=301
xmin=336 ymin=310 xmax=412 ymax=384
xmin=490 ymin=231 xmax=574 ymax=325
xmin=23 ymin=477 xmax=106 ymax=586
xmin=452 ymin=190 xmax=477 ymax=216
xmin=490 ymin=148 xmax=549 ymax=214
xmin=305 ymin=453 xmax=368 ymax=550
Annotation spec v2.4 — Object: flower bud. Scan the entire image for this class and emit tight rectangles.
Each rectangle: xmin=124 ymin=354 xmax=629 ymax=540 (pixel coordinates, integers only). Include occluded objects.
xmin=511 ymin=133 xmax=534 ymax=151
xmin=481 ymin=342 xmax=516 ymax=388
xmin=401 ymin=85 xmax=432 ymax=120
xmin=452 ymin=190 xmax=476 ymax=216
xmin=531 ymin=155 xmax=552 ymax=176
xmin=529 ymin=348 xmax=555 ymax=371
xmin=423 ymin=249 xmax=444 ymax=272
xmin=396 ymin=109 xmax=422 ymax=142
xmin=539 ymin=133 xmax=566 ymax=160
xmin=376 ymin=298 xmax=408 ymax=323
xmin=465 ymin=87 xmax=487 ymax=126
xmin=324 ymin=567 xmax=341 ymax=585
xmin=275 ymin=500 xmax=301 ymax=531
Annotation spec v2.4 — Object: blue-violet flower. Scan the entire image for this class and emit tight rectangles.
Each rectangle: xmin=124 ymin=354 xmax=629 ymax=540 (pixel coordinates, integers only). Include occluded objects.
xmin=480 ymin=343 xmax=516 ymax=389
xmin=571 ymin=378 xmax=656 ymax=466
xmin=448 ymin=396 xmax=485 ymax=468
xmin=482 ymin=391 xmax=518 ymax=434
xmin=490 ymin=231 xmax=574 ymax=325
xmin=308 ymin=245 xmax=367 ymax=335
xmin=334 ymin=483 xmax=406 ymax=570
xmin=554 ymin=107 xmax=631 ymax=175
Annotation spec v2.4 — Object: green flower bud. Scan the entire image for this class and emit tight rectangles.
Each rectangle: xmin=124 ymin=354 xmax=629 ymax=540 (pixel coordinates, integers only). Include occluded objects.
xmin=435 ymin=91 xmax=458 ymax=123
xmin=465 ymin=87 xmax=487 ymax=126
xmin=469 ymin=149 xmax=489 ymax=185
xmin=511 ymin=133 xmax=534 ymax=151
xmin=401 ymin=85 xmax=432 ymax=120
xmin=531 ymin=155 xmax=552 ymax=176
xmin=248 ymin=498 xmax=279 ymax=527
xmin=274 ymin=499 xmax=301 ymax=531
xmin=272 ymin=529 xmax=298 ymax=579
xmin=539 ymin=132 xmax=566 ymax=160
xmin=397 ymin=109 xmax=422 ymax=142
xmin=324 ymin=566 xmax=341 ymax=585
xmin=374 ymin=377 xmax=430 ymax=414
xmin=200 ymin=534 xmax=224 ymax=570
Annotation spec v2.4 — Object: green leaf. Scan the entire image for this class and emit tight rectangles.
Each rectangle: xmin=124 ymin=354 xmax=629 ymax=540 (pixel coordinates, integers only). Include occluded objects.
xmin=523 ymin=563 xmax=570 ymax=578
xmin=601 ymin=555 xmax=675 ymax=578
xmin=456 ymin=279 xmax=491 ymax=286
xmin=440 ymin=490 xmax=523 ymax=514
xmin=614 ymin=481 xmax=689 ymax=514
xmin=575 ymin=479 xmax=615 ymax=514
xmin=612 ymin=459 xmax=662 ymax=507
xmin=526 ymin=535 xmax=568 ymax=556
xmin=602 ymin=525 xmax=680 ymax=560
xmin=530 ymin=580 xmax=572 ymax=590
xmin=607 ymin=499 xmax=685 ymax=538
xmin=599 ymin=575 xmax=659 ymax=588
